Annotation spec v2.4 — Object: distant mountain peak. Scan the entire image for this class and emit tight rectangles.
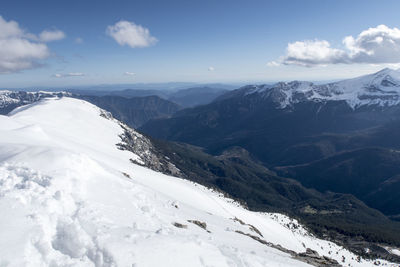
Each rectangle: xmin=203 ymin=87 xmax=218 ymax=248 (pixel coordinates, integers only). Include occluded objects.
xmin=236 ymin=68 xmax=400 ymax=109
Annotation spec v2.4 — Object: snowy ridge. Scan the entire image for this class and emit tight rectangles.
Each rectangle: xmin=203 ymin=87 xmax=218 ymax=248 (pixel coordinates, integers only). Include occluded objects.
xmin=242 ymin=68 xmax=400 ymax=108
xmin=0 ymin=97 xmax=396 ymax=266
xmin=0 ymin=90 xmax=71 ymax=109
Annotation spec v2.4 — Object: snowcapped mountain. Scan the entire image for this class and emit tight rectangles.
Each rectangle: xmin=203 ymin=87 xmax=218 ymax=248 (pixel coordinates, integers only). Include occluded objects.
xmin=0 ymin=96 xmax=395 ymax=266
xmin=0 ymin=91 xmax=182 ymax=129
xmin=0 ymin=91 xmax=71 ymax=114
xmin=231 ymin=68 xmax=400 ymax=108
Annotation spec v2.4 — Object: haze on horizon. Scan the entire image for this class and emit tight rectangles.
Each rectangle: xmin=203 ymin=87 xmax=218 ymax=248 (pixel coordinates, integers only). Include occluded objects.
xmin=1 ymin=0 xmax=400 ymax=88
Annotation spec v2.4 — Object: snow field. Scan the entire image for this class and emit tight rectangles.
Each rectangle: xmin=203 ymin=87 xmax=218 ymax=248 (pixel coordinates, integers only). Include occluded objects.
xmin=0 ymin=97 xmax=396 ymax=267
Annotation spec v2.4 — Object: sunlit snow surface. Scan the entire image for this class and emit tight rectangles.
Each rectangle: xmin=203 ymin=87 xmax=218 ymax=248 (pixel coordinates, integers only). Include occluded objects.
xmin=0 ymin=97 xmax=396 ymax=266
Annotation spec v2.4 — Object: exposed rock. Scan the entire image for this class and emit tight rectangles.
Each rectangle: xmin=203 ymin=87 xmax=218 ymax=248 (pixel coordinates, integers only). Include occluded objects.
xmin=232 ymin=217 xmax=263 ymax=237
xmin=172 ymin=222 xmax=187 ymax=229
xmin=116 ymin=123 xmax=182 ymax=177
xmin=187 ymin=220 xmax=210 ymax=233
xmin=234 ymin=230 xmax=340 ymax=267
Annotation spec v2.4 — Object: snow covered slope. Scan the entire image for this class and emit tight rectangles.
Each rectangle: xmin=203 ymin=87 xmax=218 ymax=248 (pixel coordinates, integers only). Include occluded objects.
xmin=0 ymin=97 xmax=395 ymax=266
xmin=238 ymin=68 xmax=400 ymax=108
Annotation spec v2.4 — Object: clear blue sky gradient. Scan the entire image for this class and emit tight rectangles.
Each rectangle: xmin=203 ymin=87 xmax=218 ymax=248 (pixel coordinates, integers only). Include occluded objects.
xmin=1 ymin=0 xmax=400 ymax=87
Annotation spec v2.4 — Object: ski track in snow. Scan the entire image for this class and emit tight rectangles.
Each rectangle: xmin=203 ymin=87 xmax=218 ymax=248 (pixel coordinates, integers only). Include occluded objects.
xmin=0 ymin=97 xmax=397 ymax=267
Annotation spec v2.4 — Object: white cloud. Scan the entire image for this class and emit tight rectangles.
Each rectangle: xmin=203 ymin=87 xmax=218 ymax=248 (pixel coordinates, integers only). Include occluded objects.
xmin=53 ymin=72 xmax=84 ymax=78
xmin=106 ymin=20 xmax=157 ymax=48
xmin=68 ymin=72 xmax=84 ymax=76
xmin=124 ymin=71 xmax=136 ymax=76
xmin=0 ymin=16 xmax=23 ymax=39
xmin=283 ymin=40 xmax=348 ymax=66
xmin=75 ymin=37 xmax=83 ymax=44
xmin=208 ymin=66 xmax=215 ymax=71
xmin=39 ymin=29 xmax=66 ymax=42
xmin=0 ymin=16 xmax=50 ymax=73
xmin=343 ymin=25 xmax=400 ymax=63
xmin=267 ymin=61 xmax=280 ymax=67
xmin=279 ymin=25 xmax=400 ymax=67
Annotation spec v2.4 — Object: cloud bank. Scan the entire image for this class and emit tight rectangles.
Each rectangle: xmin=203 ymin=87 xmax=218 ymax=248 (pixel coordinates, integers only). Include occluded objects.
xmin=0 ymin=16 xmax=66 ymax=73
xmin=124 ymin=71 xmax=136 ymax=76
xmin=106 ymin=20 xmax=157 ymax=48
xmin=275 ymin=25 xmax=400 ymax=67
xmin=39 ymin=30 xmax=66 ymax=42
xmin=53 ymin=72 xmax=84 ymax=78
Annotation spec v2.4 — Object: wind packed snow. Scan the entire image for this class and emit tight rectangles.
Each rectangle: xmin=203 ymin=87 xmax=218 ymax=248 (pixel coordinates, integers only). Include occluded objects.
xmin=0 ymin=97 xmax=396 ymax=266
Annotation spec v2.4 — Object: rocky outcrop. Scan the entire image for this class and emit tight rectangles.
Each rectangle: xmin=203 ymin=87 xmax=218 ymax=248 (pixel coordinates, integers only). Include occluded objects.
xmin=235 ymin=230 xmax=340 ymax=267
xmin=116 ymin=123 xmax=182 ymax=177
xmin=296 ymin=248 xmax=341 ymax=267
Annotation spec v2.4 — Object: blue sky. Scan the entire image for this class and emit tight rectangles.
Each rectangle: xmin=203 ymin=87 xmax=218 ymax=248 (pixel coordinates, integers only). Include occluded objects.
xmin=1 ymin=0 xmax=400 ymax=88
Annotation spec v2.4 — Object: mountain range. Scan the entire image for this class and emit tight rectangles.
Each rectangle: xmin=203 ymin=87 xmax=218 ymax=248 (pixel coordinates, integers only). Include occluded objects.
xmin=218 ymin=68 xmax=400 ymax=108
xmin=0 ymin=86 xmax=229 ymax=128
xmin=140 ymin=68 xmax=400 ymax=220
xmin=2 ymin=69 xmax=400 ymax=264
xmin=78 ymin=86 xmax=230 ymax=108
xmin=1 ymin=97 xmax=390 ymax=266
